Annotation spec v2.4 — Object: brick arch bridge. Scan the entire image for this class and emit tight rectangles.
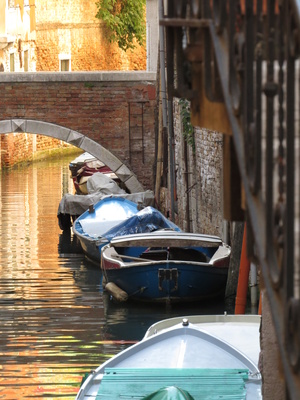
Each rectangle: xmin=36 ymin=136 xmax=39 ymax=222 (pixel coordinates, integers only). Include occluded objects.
xmin=0 ymin=72 xmax=157 ymax=193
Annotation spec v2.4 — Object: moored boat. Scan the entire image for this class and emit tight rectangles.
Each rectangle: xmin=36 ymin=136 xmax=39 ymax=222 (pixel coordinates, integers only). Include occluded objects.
xmin=75 ymin=314 xmax=262 ymax=400
xmin=72 ymin=197 xmax=140 ymax=264
xmin=73 ymin=203 xmax=180 ymax=265
xmin=69 ymin=152 xmax=118 ymax=195
xmin=101 ymin=230 xmax=230 ymax=303
xmin=57 ymin=171 xmax=154 ymax=231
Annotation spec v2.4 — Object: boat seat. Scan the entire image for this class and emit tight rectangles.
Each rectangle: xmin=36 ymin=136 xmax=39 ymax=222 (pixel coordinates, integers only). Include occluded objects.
xmin=95 ymin=368 xmax=249 ymax=399
xmin=140 ymin=249 xmax=169 ymax=261
xmin=168 ymin=247 xmax=208 ymax=262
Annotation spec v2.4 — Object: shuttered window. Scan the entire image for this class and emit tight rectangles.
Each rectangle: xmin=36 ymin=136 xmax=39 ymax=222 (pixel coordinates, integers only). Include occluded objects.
xmin=10 ymin=53 xmax=14 ymax=72
xmin=60 ymin=59 xmax=70 ymax=71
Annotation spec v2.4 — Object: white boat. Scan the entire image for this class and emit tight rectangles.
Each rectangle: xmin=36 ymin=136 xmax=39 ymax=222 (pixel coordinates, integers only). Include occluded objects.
xmin=75 ymin=314 xmax=262 ymax=399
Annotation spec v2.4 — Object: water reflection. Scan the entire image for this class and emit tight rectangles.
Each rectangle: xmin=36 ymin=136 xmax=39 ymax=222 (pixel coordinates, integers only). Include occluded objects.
xmin=0 ymin=155 xmax=226 ymax=400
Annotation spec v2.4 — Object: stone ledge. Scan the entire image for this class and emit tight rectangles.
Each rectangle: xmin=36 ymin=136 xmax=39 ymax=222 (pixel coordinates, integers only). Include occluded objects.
xmin=0 ymin=71 xmax=157 ymax=83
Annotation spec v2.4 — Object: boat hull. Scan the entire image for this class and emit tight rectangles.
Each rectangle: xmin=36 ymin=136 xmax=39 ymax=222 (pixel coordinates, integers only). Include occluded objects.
xmin=103 ymin=261 xmax=228 ymax=303
xmin=76 ymin=235 xmax=102 ymax=264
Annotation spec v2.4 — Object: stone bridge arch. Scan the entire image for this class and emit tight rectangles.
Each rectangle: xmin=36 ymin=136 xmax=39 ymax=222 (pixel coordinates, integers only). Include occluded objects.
xmin=0 ymin=72 xmax=157 ymax=193
xmin=0 ymin=119 xmax=144 ymax=193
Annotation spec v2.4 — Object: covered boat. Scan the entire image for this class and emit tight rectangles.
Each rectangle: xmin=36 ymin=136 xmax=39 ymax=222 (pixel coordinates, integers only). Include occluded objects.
xmin=69 ymin=152 xmax=119 ymax=195
xmin=72 ymin=197 xmax=140 ymax=264
xmin=75 ymin=315 xmax=262 ymax=400
xmin=101 ymin=228 xmax=230 ymax=303
xmin=57 ymin=171 xmax=154 ymax=231
xmin=72 ymin=202 xmax=176 ymax=265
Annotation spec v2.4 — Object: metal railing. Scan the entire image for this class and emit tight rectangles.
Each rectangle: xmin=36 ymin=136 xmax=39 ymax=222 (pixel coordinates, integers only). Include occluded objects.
xmin=160 ymin=1 xmax=300 ymax=398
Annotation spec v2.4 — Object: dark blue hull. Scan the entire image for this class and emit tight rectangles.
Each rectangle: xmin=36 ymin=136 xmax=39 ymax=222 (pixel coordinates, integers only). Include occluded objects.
xmin=103 ymin=262 xmax=228 ymax=303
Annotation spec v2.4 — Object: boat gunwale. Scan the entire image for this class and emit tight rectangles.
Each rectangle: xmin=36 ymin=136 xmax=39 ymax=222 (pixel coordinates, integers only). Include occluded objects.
xmin=106 ymin=231 xmax=226 ymax=248
xmin=143 ymin=314 xmax=262 ymax=338
xmin=101 ymin=252 xmax=230 ymax=269
xmin=100 ymin=322 xmax=260 ymax=374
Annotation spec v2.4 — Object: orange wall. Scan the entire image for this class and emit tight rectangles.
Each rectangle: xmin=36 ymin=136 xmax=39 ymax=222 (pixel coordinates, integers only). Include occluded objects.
xmin=35 ymin=0 xmax=146 ymax=71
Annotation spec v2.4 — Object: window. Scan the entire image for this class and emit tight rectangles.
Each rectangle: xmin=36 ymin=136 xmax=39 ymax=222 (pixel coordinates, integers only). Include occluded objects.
xmin=24 ymin=50 xmax=28 ymax=71
xmin=10 ymin=53 xmax=14 ymax=72
xmin=59 ymin=54 xmax=71 ymax=71
xmin=60 ymin=59 xmax=70 ymax=71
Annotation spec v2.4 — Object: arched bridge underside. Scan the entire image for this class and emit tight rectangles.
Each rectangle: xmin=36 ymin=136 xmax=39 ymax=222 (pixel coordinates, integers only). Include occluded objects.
xmin=0 ymin=72 xmax=157 ymax=193
xmin=0 ymin=118 xmax=145 ymax=193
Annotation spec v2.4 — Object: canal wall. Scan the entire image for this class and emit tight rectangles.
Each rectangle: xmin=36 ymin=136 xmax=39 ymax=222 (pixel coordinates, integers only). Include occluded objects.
xmin=0 ymin=133 xmax=73 ymax=168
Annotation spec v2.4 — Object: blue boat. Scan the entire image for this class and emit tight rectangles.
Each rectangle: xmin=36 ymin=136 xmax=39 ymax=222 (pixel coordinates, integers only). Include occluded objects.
xmin=101 ymin=229 xmax=231 ymax=303
xmin=73 ymin=199 xmax=179 ymax=265
xmin=72 ymin=197 xmax=140 ymax=264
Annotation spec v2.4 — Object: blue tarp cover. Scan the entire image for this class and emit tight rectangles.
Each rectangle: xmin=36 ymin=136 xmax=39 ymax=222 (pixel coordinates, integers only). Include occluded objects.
xmin=103 ymin=206 xmax=181 ymax=242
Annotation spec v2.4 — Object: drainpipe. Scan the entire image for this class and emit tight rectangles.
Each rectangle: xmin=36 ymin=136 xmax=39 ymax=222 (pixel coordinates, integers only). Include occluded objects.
xmin=161 ymin=0 xmax=176 ymax=221
xmin=235 ymin=224 xmax=250 ymax=314
xmin=167 ymin=97 xmax=176 ymax=222
xmin=158 ymin=0 xmax=175 ymax=221
xmin=250 ymin=262 xmax=258 ymax=313
xmin=155 ymin=0 xmax=168 ymax=205
xmin=183 ymin=138 xmax=190 ymax=232
xmin=158 ymin=0 xmax=168 ymax=129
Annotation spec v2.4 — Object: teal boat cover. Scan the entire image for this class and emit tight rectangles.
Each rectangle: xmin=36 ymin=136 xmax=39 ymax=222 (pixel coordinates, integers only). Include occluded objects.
xmin=141 ymin=386 xmax=195 ymax=400
xmin=96 ymin=368 xmax=249 ymax=399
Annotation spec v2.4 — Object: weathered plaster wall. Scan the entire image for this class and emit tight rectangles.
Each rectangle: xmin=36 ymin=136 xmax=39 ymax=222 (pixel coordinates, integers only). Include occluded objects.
xmin=172 ymin=98 xmax=224 ymax=238
xmin=35 ymin=0 xmax=146 ymax=72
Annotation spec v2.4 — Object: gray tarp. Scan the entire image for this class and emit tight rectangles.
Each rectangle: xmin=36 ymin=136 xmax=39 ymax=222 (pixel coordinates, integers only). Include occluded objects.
xmin=57 ymin=172 xmax=155 ymax=216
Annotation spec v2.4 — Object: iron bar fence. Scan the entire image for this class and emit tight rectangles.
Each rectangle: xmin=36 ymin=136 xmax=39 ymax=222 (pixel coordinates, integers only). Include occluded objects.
xmin=160 ymin=1 xmax=300 ymax=398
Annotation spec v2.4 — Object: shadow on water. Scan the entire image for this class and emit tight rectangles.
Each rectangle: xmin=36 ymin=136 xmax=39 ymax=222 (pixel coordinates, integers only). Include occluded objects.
xmin=0 ymin=155 xmax=227 ymax=400
xmin=58 ymin=230 xmax=84 ymax=257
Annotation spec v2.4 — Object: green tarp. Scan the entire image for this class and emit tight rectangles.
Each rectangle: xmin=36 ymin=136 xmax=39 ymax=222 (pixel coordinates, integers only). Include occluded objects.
xmin=96 ymin=368 xmax=249 ymax=399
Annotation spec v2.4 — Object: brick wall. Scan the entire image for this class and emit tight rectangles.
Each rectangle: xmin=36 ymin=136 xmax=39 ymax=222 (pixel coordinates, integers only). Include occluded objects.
xmin=35 ymin=134 xmax=65 ymax=151
xmin=0 ymin=133 xmax=68 ymax=167
xmin=170 ymin=98 xmax=224 ymax=236
xmin=0 ymin=74 xmax=157 ymax=189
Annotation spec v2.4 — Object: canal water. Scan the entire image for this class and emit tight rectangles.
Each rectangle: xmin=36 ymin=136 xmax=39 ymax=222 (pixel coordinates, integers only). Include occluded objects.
xmin=0 ymin=153 xmax=226 ymax=400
